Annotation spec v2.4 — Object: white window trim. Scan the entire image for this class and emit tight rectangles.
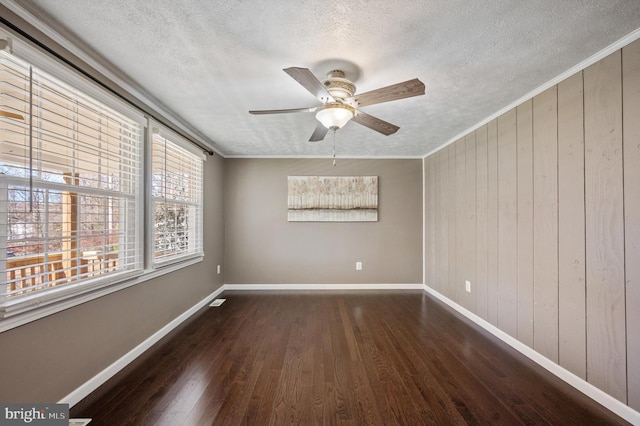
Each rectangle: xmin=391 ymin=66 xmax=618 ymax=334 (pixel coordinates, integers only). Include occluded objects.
xmin=0 ymin=28 xmax=207 ymax=332
xmin=1 ymin=1 xmax=218 ymax=156
xmin=147 ymin=120 xmax=205 ymax=269
xmin=150 ymin=122 xmax=207 ymax=161
xmin=0 ymin=28 xmax=146 ymax=128
xmin=0 ymin=256 xmax=202 ymax=332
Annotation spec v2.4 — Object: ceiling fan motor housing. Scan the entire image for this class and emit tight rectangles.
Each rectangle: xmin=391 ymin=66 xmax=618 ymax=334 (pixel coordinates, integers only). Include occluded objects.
xmin=323 ymin=70 xmax=356 ymax=100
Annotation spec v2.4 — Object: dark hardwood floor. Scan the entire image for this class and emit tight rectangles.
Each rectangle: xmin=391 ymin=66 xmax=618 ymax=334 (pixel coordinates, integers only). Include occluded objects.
xmin=71 ymin=290 xmax=628 ymax=425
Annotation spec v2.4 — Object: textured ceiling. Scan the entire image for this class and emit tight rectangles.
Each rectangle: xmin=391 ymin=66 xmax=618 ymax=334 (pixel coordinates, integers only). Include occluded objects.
xmin=5 ymin=0 xmax=640 ymax=158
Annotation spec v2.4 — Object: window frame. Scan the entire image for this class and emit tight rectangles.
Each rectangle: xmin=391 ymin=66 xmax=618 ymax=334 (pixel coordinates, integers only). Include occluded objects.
xmin=0 ymin=29 xmax=205 ymax=331
xmin=1 ymin=49 xmax=145 ymax=292
xmin=146 ymin=122 xmax=205 ymax=269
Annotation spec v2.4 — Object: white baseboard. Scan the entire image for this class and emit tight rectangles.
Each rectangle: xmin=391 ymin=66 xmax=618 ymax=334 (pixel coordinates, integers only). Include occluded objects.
xmin=58 ymin=283 xmax=416 ymax=408
xmin=59 ymin=286 xmax=225 ymax=408
xmin=422 ymin=285 xmax=640 ymax=425
xmin=222 ymin=283 xmax=424 ymax=290
xmin=61 ymin=283 xmax=638 ymax=424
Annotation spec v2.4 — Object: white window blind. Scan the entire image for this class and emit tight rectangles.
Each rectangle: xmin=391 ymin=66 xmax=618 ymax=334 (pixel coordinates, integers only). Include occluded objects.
xmin=0 ymin=50 xmax=143 ymax=302
xmin=151 ymin=129 xmax=203 ymax=265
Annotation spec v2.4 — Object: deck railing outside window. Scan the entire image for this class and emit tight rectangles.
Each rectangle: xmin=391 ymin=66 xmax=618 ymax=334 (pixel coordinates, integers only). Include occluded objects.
xmin=0 ymin=49 xmax=143 ymax=302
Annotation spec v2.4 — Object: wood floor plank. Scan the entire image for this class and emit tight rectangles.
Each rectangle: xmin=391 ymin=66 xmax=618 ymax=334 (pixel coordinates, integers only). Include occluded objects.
xmin=71 ymin=291 xmax=629 ymax=425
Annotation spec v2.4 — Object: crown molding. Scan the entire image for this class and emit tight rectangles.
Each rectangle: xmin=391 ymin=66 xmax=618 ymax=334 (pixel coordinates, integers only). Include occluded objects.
xmin=0 ymin=0 xmax=223 ymax=157
xmin=423 ymin=26 xmax=640 ymax=159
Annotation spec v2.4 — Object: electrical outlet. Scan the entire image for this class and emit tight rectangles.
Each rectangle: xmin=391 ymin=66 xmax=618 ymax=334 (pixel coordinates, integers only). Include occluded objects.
xmin=465 ymin=280 xmax=471 ymax=293
xmin=217 ymin=265 xmax=221 ymax=274
xmin=356 ymin=261 xmax=363 ymax=271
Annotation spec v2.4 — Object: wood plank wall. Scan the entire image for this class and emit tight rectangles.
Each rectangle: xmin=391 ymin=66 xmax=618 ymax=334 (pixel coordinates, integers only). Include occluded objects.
xmin=423 ymin=38 xmax=640 ymax=411
xmin=623 ymin=37 xmax=640 ymax=412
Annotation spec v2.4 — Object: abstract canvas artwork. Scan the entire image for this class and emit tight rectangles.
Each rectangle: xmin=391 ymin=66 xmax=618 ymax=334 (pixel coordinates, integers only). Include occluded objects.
xmin=287 ymin=176 xmax=378 ymax=222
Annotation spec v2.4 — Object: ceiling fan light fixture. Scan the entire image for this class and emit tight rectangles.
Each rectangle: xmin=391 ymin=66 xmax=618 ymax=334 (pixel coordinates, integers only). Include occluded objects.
xmin=323 ymin=70 xmax=357 ymax=100
xmin=315 ymin=103 xmax=355 ymax=129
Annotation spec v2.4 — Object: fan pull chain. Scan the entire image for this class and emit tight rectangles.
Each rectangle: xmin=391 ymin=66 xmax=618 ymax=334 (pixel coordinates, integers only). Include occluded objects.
xmin=332 ymin=129 xmax=337 ymax=167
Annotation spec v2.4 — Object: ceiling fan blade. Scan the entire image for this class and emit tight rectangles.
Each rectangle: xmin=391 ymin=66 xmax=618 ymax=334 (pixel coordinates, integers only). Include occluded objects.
xmin=308 ymin=123 xmax=329 ymax=142
xmin=249 ymin=106 xmax=316 ymax=115
xmin=283 ymin=67 xmax=335 ymax=102
xmin=352 ymin=111 xmax=399 ymax=136
xmin=349 ymin=78 xmax=425 ymax=107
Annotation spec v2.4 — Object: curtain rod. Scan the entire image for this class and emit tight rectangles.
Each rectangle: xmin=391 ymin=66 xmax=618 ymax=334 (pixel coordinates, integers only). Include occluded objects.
xmin=0 ymin=15 xmax=215 ymax=156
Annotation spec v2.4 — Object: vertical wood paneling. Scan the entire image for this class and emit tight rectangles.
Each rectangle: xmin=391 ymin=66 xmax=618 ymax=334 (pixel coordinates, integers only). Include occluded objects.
xmin=439 ymin=150 xmax=449 ymax=295
xmin=431 ymin=152 xmax=441 ymax=292
xmin=456 ymin=140 xmax=467 ymax=304
xmin=584 ymin=51 xmax=626 ymax=402
xmin=464 ymin=133 xmax=477 ymax=311
xmin=424 ymin=40 xmax=640 ymax=412
xmin=448 ymin=145 xmax=457 ymax=300
xmin=487 ymin=120 xmax=499 ymax=326
xmin=497 ymin=109 xmax=518 ymax=337
xmin=516 ymin=100 xmax=534 ymax=347
xmin=424 ymin=156 xmax=433 ymax=287
xmin=434 ymin=151 xmax=441 ymax=290
xmin=475 ymin=126 xmax=489 ymax=320
xmin=557 ymin=72 xmax=587 ymax=379
xmin=533 ymin=86 xmax=559 ymax=362
xmin=623 ymin=38 xmax=640 ymax=411
xmin=429 ymin=155 xmax=437 ymax=288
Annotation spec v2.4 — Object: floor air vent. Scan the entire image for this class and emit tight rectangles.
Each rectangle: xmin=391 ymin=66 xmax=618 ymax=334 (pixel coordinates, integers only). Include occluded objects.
xmin=210 ymin=298 xmax=226 ymax=307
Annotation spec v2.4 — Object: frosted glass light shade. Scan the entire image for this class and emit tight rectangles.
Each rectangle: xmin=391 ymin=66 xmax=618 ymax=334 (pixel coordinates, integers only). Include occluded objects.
xmin=315 ymin=103 xmax=355 ymax=129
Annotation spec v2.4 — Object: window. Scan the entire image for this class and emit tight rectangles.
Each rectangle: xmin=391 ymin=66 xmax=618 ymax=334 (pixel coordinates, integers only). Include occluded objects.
xmin=151 ymin=127 xmax=204 ymax=265
xmin=0 ymin=33 xmax=205 ymax=324
xmin=0 ymin=49 xmax=143 ymax=306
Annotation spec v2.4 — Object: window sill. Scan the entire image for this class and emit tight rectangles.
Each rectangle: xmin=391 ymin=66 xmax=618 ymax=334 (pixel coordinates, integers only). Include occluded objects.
xmin=153 ymin=252 xmax=205 ymax=269
xmin=0 ymin=255 xmax=203 ymax=333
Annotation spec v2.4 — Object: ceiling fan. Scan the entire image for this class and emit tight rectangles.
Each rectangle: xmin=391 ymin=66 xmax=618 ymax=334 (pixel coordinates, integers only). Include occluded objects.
xmin=249 ymin=67 xmax=425 ymax=142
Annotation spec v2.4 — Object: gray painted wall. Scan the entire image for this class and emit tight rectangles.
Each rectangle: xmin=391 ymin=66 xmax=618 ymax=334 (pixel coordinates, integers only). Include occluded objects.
xmin=224 ymin=158 xmax=423 ymax=285
xmin=0 ymin=153 xmax=226 ymax=403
